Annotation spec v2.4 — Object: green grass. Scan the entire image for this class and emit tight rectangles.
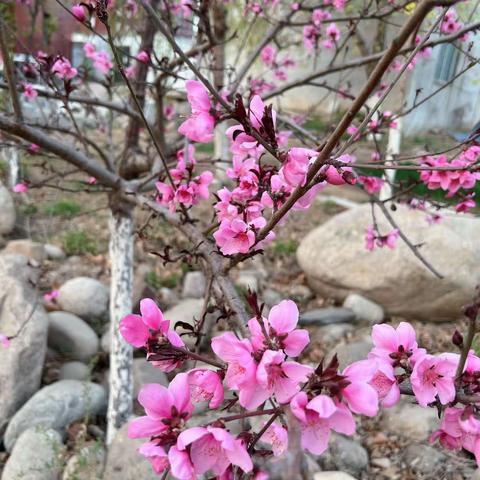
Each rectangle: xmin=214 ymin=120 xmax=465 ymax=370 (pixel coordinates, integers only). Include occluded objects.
xmin=195 ymin=143 xmax=214 ymax=155
xmin=62 ymin=231 xmax=97 ymax=256
xmin=19 ymin=204 xmax=38 ymax=216
xmin=44 ymin=200 xmax=81 ymax=217
xmin=272 ymin=239 xmax=299 ymax=255
xmin=146 ymin=271 xmax=180 ymax=290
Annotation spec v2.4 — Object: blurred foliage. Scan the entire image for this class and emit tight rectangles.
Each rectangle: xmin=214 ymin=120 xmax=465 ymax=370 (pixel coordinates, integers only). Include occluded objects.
xmin=146 ymin=271 xmax=180 ymax=290
xmin=272 ymin=239 xmax=299 ymax=255
xmin=63 ymin=230 xmax=97 ymax=256
xmin=44 ymin=200 xmax=82 ymax=217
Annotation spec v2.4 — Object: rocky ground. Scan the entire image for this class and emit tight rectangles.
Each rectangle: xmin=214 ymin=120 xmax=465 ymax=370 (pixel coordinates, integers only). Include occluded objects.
xmin=0 ymin=144 xmax=479 ymax=479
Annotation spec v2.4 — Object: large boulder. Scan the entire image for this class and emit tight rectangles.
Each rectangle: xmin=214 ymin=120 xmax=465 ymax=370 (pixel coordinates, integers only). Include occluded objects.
xmin=57 ymin=277 xmax=109 ymax=321
xmin=3 ymin=239 xmax=47 ymax=263
xmin=103 ymin=421 xmax=160 ymax=480
xmin=0 ymin=254 xmax=48 ymax=434
xmin=297 ymin=204 xmax=480 ymax=321
xmin=48 ymin=311 xmax=99 ymax=361
xmin=163 ymin=298 xmax=204 ymax=348
xmin=1 ymin=428 xmax=65 ymax=480
xmin=4 ymin=380 xmax=106 ymax=452
xmin=0 ymin=182 xmax=15 ymax=235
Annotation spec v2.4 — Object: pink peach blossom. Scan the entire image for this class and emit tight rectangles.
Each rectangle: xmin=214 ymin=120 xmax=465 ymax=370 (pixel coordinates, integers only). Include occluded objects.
xmin=128 ymin=373 xmax=193 ymax=439
xmin=0 ymin=334 xmax=11 ymax=348
xmin=72 ymin=4 xmax=86 ymax=21
xmin=290 ymin=393 xmax=356 ymax=455
xmin=247 ymin=299 xmax=310 ymax=357
xmin=23 ymin=83 xmax=38 ymax=101
xmin=175 ymin=426 xmax=253 ymax=477
xmin=256 ymin=349 xmax=313 ymax=404
xmin=188 ymin=368 xmax=224 ymax=408
xmin=178 ymin=80 xmax=215 ymax=143
xmin=13 ymin=183 xmax=29 ymax=193
xmin=411 ymin=354 xmax=456 ymax=407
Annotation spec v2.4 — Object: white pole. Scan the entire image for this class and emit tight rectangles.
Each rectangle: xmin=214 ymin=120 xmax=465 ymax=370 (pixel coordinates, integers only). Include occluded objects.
xmin=379 ymin=116 xmax=402 ymax=201
xmin=106 ymin=206 xmax=134 ymax=444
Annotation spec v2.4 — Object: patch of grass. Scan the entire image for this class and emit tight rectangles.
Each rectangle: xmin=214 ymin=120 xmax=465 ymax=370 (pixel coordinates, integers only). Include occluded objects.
xmin=146 ymin=271 xmax=180 ymax=290
xmin=272 ymin=239 xmax=299 ymax=255
xmin=195 ymin=143 xmax=214 ymax=154
xmin=19 ymin=204 xmax=38 ymax=216
xmin=44 ymin=200 xmax=81 ymax=217
xmin=62 ymin=231 xmax=97 ymax=256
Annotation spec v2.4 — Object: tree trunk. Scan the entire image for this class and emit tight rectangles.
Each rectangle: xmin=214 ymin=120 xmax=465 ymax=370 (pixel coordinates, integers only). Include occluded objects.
xmin=106 ymin=199 xmax=134 ymax=444
xmin=4 ymin=146 xmax=19 ymax=188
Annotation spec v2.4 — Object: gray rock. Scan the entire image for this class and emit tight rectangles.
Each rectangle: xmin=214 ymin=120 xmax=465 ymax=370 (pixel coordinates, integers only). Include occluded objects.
xmin=299 ymin=307 xmax=355 ymax=326
xmin=48 ymin=311 xmax=99 ymax=361
xmin=382 ymin=399 xmax=439 ymax=441
xmin=2 ymin=428 xmax=65 ymax=480
xmin=100 ymin=326 xmax=111 ymax=354
xmin=263 ymin=288 xmax=283 ymax=307
xmin=182 ymin=271 xmax=206 ymax=298
xmin=163 ymin=298 xmax=204 ymax=348
xmin=371 ymin=457 xmax=391 ymax=469
xmin=403 ymin=444 xmax=446 ymax=475
xmin=44 ymin=243 xmax=66 ymax=260
xmin=343 ymin=294 xmax=384 ymax=324
xmin=297 ymin=203 xmax=480 ymax=321
xmin=4 ymin=380 xmax=107 ymax=452
xmin=318 ymin=434 xmax=369 ymax=476
xmin=289 ymin=284 xmax=313 ymax=301
xmin=57 ymin=277 xmax=109 ymax=320
xmin=312 ymin=323 xmax=355 ymax=343
xmin=471 ymin=469 xmax=480 ymax=480
xmin=158 ymin=287 xmax=178 ymax=307
xmin=314 ymin=473 xmax=358 ymax=480
xmin=236 ymin=271 xmax=259 ymax=292
xmin=0 ymin=181 xmax=15 ymax=235
xmin=103 ymin=421 xmax=160 ymax=480
xmin=0 ymin=254 xmax=48 ymax=433
xmin=133 ymin=358 xmax=168 ymax=398
xmin=131 ymin=263 xmax=155 ymax=309
xmin=256 ymin=452 xmax=320 ymax=480
xmin=329 ymin=337 xmax=373 ymax=369
xmin=62 ymin=442 xmax=105 ymax=480
xmin=58 ymin=361 xmax=90 ymax=381
xmin=4 ymin=239 xmax=47 ymax=262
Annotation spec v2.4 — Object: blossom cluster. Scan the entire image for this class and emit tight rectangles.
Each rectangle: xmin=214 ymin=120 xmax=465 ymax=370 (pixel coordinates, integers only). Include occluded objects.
xmin=303 ymin=9 xmax=342 ymax=52
xmin=420 ymin=147 xmax=480 ymax=201
xmin=259 ymin=44 xmax=295 ymax=84
xmin=119 ymin=296 xmax=480 ymax=479
xmin=155 ymin=145 xmax=213 ymax=213
xmin=83 ymin=43 xmax=113 ymax=76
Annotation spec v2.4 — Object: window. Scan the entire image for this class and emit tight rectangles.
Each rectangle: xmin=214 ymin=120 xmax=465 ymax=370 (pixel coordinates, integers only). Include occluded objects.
xmin=434 ymin=43 xmax=459 ymax=82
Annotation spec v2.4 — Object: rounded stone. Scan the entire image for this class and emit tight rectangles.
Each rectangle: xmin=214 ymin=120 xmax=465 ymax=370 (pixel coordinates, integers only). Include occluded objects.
xmin=0 ymin=181 xmax=16 ymax=235
xmin=48 ymin=311 xmax=99 ymax=361
xmin=44 ymin=243 xmax=66 ymax=260
xmin=2 ymin=427 xmax=65 ymax=480
xmin=314 ymin=473 xmax=358 ymax=480
xmin=297 ymin=203 xmax=480 ymax=321
xmin=343 ymin=293 xmax=384 ymax=324
xmin=57 ymin=277 xmax=109 ymax=320
xmin=4 ymin=239 xmax=47 ymax=262
xmin=58 ymin=361 xmax=90 ymax=381
xmin=4 ymin=380 xmax=107 ymax=452
xmin=181 ymin=271 xmax=206 ymax=298
xmin=0 ymin=254 xmax=48 ymax=433
xmin=103 ymin=421 xmax=161 ymax=480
